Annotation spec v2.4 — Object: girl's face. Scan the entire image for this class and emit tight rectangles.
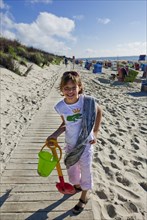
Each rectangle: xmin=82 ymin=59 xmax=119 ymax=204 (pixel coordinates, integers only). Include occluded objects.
xmin=62 ymin=80 xmax=81 ymax=104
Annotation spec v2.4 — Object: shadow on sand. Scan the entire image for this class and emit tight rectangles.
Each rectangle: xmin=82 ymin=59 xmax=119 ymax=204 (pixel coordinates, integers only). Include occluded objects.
xmin=25 ymin=194 xmax=76 ymax=220
xmin=127 ymin=91 xmax=147 ymax=97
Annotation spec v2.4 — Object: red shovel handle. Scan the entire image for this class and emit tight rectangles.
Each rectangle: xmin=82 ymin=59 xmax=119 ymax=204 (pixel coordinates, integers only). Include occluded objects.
xmin=46 ymin=139 xmax=63 ymax=177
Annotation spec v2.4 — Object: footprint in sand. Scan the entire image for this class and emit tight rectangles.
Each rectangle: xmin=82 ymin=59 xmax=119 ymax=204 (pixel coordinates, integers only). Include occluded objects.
xmin=106 ymin=204 xmax=116 ymax=218
xmin=98 ymin=138 xmax=107 ymax=145
xmin=124 ymin=201 xmax=138 ymax=213
xmin=110 ymin=149 xmax=116 ymax=154
xmin=126 ymin=168 xmax=145 ymax=179
xmin=134 ymin=137 xmax=140 ymax=144
xmin=130 ymin=160 xmax=143 ymax=169
xmin=115 ymin=185 xmax=140 ymax=200
xmin=110 ymin=133 xmax=117 ymax=137
xmin=140 ymin=126 xmax=147 ymax=134
xmin=103 ymin=166 xmax=114 ymax=180
xmin=111 ymin=162 xmax=120 ymax=170
xmin=117 ymin=193 xmax=127 ymax=202
xmin=118 ymin=132 xmax=124 ymax=136
xmin=109 ymin=154 xmax=116 ymax=160
xmin=93 ymin=157 xmax=102 ymax=165
xmin=94 ymin=152 xmax=98 ymax=158
xmin=108 ymin=138 xmax=120 ymax=146
xmin=116 ymin=172 xmax=131 ymax=186
xmin=131 ymin=138 xmax=140 ymax=150
xmin=125 ymin=117 xmax=130 ymax=121
xmin=123 ymin=159 xmax=129 ymax=166
xmin=136 ymin=156 xmax=147 ymax=164
xmin=131 ymin=142 xmax=139 ymax=150
xmin=96 ymin=190 xmax=108 ymax=199
xmin=118 ymin=128 xmax=128 ymax=133
xmin=127 ymin=126 xmax=133 ymax=130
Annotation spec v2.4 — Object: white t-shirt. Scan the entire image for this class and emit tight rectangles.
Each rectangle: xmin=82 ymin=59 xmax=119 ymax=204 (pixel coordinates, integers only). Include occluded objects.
xmin=55 ymin=95 xmax=84 ymax=147
xmin=54 ymin=95 xmax=94 ymax=149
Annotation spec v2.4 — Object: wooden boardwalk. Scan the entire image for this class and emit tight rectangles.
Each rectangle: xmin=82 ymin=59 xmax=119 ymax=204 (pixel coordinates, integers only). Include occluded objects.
xmin=0 ymin=76 xmax=94 ymax=220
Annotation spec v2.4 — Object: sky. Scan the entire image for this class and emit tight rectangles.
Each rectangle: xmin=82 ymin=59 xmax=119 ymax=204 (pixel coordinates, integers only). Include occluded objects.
xmin=0 ymin=0 xmax=146 ymax=58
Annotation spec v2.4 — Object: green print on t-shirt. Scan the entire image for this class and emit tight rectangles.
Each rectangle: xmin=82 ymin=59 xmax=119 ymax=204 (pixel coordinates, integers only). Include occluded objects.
xmin=67 ymin=113 xmax=82 ymax=122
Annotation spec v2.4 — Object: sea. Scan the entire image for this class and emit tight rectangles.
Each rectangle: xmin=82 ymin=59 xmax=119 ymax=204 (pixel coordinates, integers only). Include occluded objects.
xmin=80 ymin=55 xmax=147 ymax=62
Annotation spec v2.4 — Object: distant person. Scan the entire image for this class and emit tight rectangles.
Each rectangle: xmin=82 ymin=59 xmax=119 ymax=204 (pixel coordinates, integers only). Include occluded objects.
xmin=117 ymin=67 xmax=128 ymax=82
xmin=141 ymin=65 xmax=147 ymax=78
xmin=72 ymin=56 xmax=75 ymax=69
xmin=64 ymin=57 xmax=68 ymax=67
xmin=46 ymin=71 xmax=102 ymax=215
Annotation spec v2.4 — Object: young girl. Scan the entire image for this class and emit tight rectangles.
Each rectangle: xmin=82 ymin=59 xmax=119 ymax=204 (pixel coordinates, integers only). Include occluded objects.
xmin=47 ymin=71 xmax=102 ymax=214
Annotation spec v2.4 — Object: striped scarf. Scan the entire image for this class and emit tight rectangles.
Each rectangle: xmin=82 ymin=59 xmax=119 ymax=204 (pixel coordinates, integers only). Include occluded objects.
xmin=64 ymin=95 xmax=96 ymax=169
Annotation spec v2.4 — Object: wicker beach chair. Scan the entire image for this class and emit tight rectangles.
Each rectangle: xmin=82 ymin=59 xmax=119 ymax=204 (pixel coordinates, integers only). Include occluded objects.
xmin=138 ymin=54 xmax=146 ymax=61
xmin=124 ymin=68 xmax=138 ymax=83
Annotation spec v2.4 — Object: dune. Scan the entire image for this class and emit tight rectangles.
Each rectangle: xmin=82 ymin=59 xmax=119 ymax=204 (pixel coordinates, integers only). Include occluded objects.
xmin=0 ymin=62 xmax=64 ymax=172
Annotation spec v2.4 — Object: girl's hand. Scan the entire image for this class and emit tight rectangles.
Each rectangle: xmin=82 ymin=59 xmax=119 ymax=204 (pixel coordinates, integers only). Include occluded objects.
xmin=89 ymin=130 xmax=99 ymax=144
xmin=89 ymin=138 xmax=97 ymax=144
xmin=46 ymin=135 xmax=57 ymax=146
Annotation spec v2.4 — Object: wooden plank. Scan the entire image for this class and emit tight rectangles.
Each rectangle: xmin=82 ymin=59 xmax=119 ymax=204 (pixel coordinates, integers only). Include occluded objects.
xmin=10 ymin=152 xmax=65 ymax=159
xmin=0 ymin=183 xmax=71 ymax=193
xmin=8 ymin=158 xmax=41 ymax=163
xmin=18 ymin=137 xmax=64 ymax=142
xmin=2 ymin=169 xmax=67 ymax=177
xmin=1 ymin=176 xmax=69 ymax=184
xmin=0 ymin=210 xmax=94 ymax=220
xmin=0 ymin=200 xmax=92 ymax=212
xmin=11 ymin=148 xmax=65 ymax=154
xmin=8 ymin=159 xmax=66 ymax=165
xmin=0 ymin=192 xmax=81 ymax=202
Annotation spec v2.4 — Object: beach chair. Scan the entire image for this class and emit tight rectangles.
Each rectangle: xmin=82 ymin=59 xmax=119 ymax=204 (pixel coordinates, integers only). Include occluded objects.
xmin=117 ymin=67 xmax=127 ymax=82
xmin=124 ymin=68 xmax=138 ymax=83
xmin=138 ymin=54 xmax=146 ymax=61
xmin=141 ymin=80 xmax=147 ymax=92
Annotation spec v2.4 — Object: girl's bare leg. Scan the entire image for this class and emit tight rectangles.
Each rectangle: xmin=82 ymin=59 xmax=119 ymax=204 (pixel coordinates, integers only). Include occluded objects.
xmin=72 ymin=190 xmax=89 ymax=213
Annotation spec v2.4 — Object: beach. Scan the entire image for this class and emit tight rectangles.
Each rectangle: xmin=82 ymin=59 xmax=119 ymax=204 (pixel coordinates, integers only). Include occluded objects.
xmin=1 ymin=61 xmax=147 ymax=219
xmin=79 ymin=68 xmax=147 ymax=220
xmin=1 ymin=62 xmax=65 ymax=171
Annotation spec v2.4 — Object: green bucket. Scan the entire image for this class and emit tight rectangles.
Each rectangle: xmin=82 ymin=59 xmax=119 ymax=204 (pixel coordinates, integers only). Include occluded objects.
xmin=37 ymin=151 xmax=58 ymax=177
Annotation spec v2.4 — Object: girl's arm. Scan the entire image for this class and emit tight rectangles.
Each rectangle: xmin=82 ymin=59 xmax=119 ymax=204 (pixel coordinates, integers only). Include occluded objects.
xmin=89 ymin=104 xmax=102 ymax=144
xmin=93 ymin=104 xmax=102 ymax=137
xmin=46 ymin=116 xmax=66 ymax=144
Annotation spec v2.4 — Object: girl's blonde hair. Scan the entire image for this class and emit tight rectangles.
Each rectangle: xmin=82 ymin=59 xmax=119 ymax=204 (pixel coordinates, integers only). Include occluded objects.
xmin=59 ymin=71 xmax=84 ymax=94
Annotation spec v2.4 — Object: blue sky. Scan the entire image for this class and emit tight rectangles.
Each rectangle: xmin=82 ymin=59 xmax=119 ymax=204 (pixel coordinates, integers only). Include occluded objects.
xmin=0 ymin=0 xmax=146 ymax=58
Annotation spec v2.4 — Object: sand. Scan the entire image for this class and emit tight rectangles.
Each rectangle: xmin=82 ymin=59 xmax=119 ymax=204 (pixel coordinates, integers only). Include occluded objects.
xmin=79 ymin=68 xmax=147 ymax=220
xmin=0 ymin=61 xmax=147 ymax=219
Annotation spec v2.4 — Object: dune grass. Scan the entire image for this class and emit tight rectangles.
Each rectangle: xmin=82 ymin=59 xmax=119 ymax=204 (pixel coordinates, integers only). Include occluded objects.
xmin=0 ymin=37 xmax=64 ymax=75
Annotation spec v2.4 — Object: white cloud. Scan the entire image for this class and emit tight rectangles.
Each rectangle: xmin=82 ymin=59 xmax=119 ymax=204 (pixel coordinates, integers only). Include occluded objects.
xmin=30 ymin=0 xmax=52 ymax=4
xmin=0 ymin=11 xmax=76 ymax=55
xmin=114 ymin=41 xmax=146 ymax=56
xmin=0 ymin=12 xmax=14 ymax=29
xmin=78 ymin=41 xmax=146 ymax=58
xmin=73 ymin=15 xmax=84 ymax=21
xmin=85 ymin=48 xmax=98 ymax=56
xmin=35 ymin=12 xmax=75 ymax=39
xmin=1 ymin=29 xmax=16 ymax=39
xmin=117 ymin=41 xmax=146 ymax=50
xmin=0 ymin=0 xmax=9 ymax=9
xmin=97 ymin=18 xmax=111 ymax=24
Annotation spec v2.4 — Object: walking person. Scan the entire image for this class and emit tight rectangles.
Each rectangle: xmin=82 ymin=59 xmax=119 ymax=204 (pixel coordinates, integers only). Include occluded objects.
xmin=64 ymin=57 xmax=68 ymax=67
xmin=46 ymin=71 xmax=102 ymax=214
